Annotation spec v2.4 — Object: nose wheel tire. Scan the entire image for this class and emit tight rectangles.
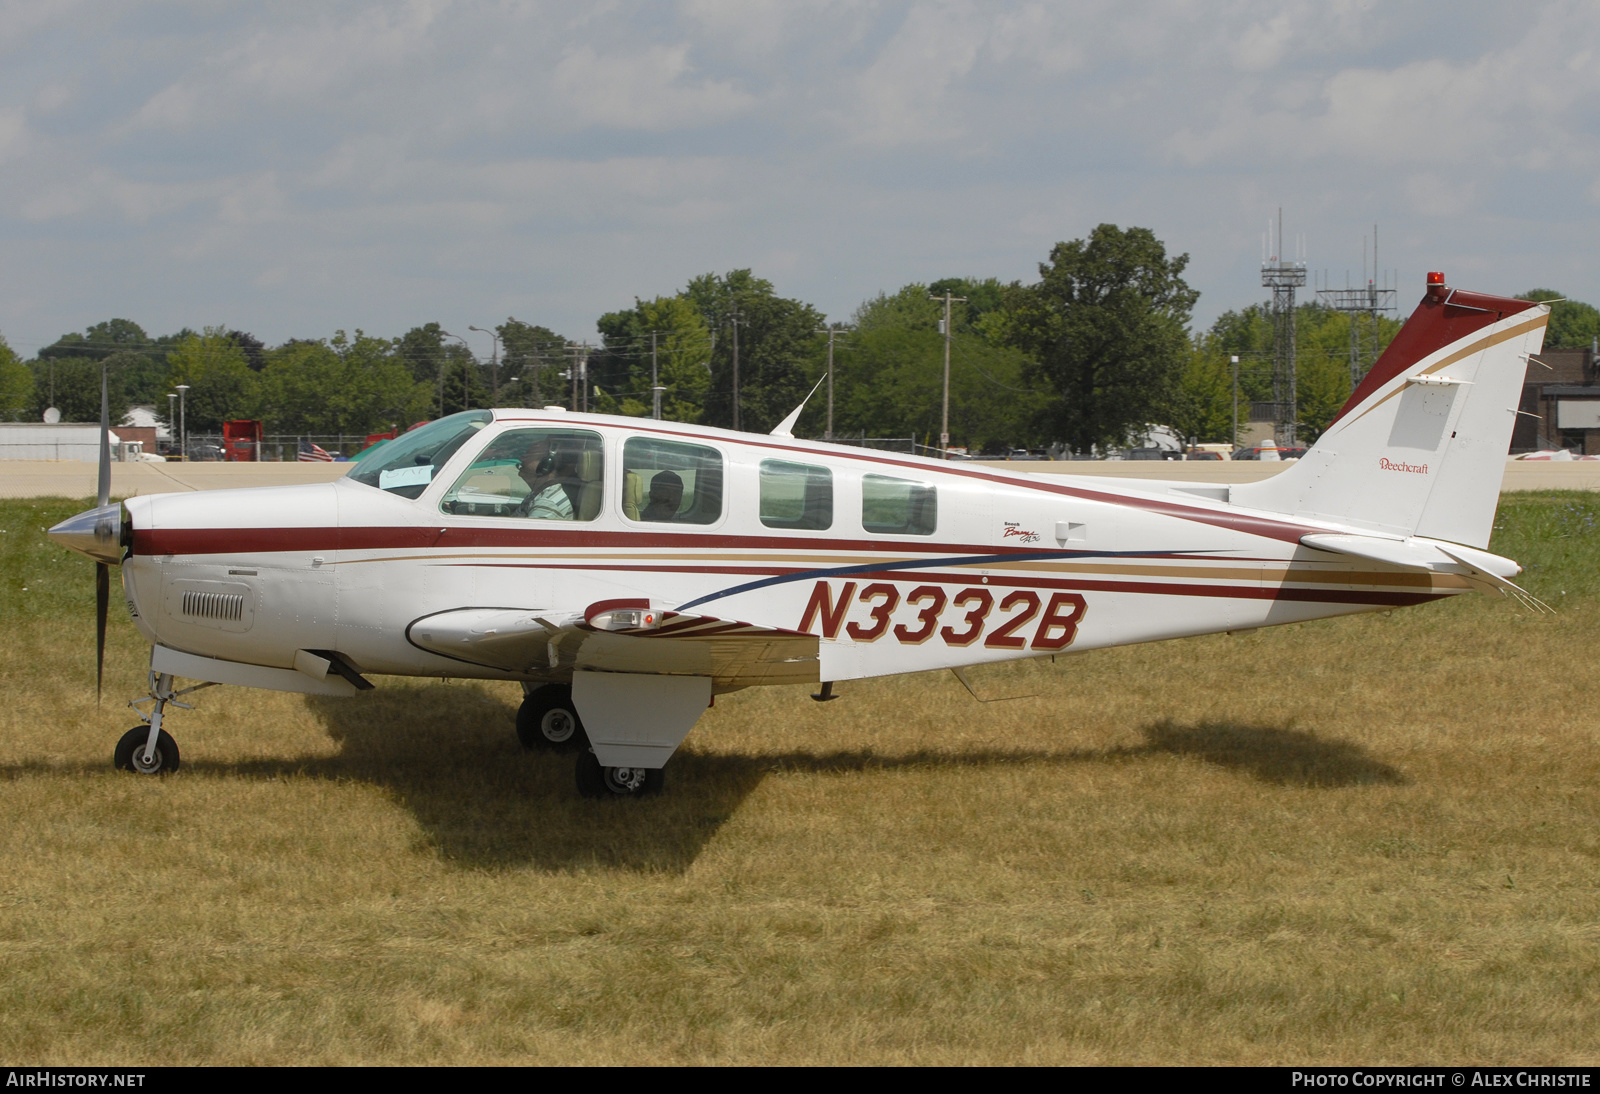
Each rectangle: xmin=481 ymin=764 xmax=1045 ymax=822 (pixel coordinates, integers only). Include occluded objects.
xmin=575 ymin=749 xmax=663 ymax=799
xmin=114 ymin=726 xmax=180 ymax=775
xmin=516 ymin=685 xmax=589 ymax=752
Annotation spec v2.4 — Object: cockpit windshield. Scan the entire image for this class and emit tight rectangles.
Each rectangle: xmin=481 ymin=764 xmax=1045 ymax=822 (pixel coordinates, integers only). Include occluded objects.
xmin=345 ymin=411 xmax=493 ymax=499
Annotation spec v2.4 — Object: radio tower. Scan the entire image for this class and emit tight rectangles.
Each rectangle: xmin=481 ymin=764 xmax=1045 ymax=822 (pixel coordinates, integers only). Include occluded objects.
xmin=1261 ymin=208 xmax=1307 ymax=446
xmin=1315 ymin=224 xmax=1398 ymax=389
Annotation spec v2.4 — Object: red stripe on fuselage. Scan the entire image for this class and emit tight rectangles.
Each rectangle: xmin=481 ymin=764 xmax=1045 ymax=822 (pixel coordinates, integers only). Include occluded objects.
xmin=133 ymin=513 xmax=1302 ymax=559
xmin=462 ymin=560 xmax=1446 ymax=608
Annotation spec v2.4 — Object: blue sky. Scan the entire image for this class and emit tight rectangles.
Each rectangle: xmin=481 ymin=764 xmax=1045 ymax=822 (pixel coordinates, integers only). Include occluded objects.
xmin=1 ymin=0 xmax=1595 ymax=355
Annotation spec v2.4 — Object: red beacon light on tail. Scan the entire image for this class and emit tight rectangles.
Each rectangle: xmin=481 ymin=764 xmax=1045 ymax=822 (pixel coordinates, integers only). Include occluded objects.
xmin=1426 ymin=271 xmax=1448 ymax=300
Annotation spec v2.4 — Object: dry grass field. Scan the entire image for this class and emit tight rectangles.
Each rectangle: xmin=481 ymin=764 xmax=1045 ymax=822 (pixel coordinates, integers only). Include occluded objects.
xmin=1 ymin=494 xmax=1597 ymax=1065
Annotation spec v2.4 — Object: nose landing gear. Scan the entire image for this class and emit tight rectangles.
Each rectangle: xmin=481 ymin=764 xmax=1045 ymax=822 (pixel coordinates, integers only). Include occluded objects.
xmin=117 ymin=671 xmax=215 ymax=775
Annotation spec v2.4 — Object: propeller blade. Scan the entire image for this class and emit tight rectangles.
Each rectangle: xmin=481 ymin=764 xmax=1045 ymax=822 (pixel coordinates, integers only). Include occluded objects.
xmin=96 ymin=561 xmax=109 ymax=704
xmin=98 ymin=361 xmax=111 ymax=509
xmin=96 ymin=360 xmax=111 ymax=702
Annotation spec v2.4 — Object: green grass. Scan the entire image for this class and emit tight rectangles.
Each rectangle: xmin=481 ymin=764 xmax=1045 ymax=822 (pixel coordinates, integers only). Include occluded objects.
xmin=0 ymin=495 xmax=1597 ymax=1064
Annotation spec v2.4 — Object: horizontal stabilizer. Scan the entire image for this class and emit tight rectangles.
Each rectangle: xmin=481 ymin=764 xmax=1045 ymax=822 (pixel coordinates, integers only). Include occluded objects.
xmin=1300 ymin=533 xmax=1547 ymax=611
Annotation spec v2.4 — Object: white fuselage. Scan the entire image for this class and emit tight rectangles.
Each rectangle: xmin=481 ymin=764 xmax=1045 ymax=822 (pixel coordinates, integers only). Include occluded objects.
xmin=118 ymin=411 xmax=1470 ymax=693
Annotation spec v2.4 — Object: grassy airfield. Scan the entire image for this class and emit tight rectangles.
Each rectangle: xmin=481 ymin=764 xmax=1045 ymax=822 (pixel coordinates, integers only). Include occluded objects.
xmin=0 ymin=494 xmax=1596 ymax=1066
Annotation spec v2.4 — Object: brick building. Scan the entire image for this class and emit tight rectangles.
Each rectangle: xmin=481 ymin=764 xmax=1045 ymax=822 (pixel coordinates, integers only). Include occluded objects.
xmin=1511 ymin=343 xmax=1600 ymax=454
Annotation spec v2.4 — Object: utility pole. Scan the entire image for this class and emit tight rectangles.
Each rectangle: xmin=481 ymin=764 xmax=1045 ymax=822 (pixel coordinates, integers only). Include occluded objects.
xmin=440 ymin=330 xmax=472 ymax=412
xmin=729 ymin=298 xmax=742 ymax=432
xmin=651 ymin=330 xmax=664 ymax=420
xmin=468 ymin=326 xmax=500 ymax=404
xmin=565 ymin=342 xmax=590 ymax=412
xmin=929 ymin=290 xmax=967 ymax=457
xmin=507 ymin=317 xmax=545 ymax=407
xmin=174 ymin=384 xmax=189 ymax=461
xmin=1230 ymin=355 xmax=1240 ymax=447
xmin=814 ymin=326 xmax=851 ymax=441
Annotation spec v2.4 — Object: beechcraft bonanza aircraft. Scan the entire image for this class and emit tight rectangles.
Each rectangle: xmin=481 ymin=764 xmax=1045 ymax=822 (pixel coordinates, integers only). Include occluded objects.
xmin=50 ymin=273 xmax=1549 ymax=797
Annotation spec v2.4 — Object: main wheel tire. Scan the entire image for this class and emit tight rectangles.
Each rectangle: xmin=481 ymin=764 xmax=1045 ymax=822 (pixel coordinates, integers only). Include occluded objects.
xmin=113 ymin=726 xmax=180 ymax=775
xmin=516 ymin=685 xmax=588 ymax=752
xmin=575 ymin=749 xmax=664 ymax=799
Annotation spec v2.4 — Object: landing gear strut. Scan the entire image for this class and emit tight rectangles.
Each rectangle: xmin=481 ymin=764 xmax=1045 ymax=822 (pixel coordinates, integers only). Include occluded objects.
xmin=575 ymin=748 xmax=664 ymax=798
xmin=117 ymin=671 xmax=214 ymax=775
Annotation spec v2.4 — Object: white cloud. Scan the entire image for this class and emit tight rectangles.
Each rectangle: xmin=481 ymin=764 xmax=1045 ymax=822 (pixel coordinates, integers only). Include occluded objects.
xmin=840 ymin=4 xmax=987 ymax=145
xmin=0 ymin=1 xmax=1596 ymax=347
xmin=0 ymin=107 xmax=30 ymax=163
xmin=551 ymin=43 xmax=755 ymax=130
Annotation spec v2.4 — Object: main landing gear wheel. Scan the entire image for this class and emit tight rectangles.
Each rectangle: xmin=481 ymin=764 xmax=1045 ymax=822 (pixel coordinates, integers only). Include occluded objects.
xmin=575 ymin=749 xmax=664 ymax=799
xmin=114 ymin=726 xmax=180 ymax=775
xmin=516 ymin=685 xmax=589 ymax=752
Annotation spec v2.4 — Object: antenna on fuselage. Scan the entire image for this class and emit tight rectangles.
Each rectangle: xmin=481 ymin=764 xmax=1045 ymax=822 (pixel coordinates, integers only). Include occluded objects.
xmin=769 ymin=375 xmax=827 ymax=439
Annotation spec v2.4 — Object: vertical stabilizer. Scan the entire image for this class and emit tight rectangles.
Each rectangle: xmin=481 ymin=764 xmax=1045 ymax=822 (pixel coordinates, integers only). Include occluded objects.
xmin=1232 ymin=275 xmax=1548 ymax=549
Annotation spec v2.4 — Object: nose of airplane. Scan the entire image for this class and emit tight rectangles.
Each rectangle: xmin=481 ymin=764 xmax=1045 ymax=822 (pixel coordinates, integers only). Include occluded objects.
xmin=47 ymin=502 xmax=127 ymax=566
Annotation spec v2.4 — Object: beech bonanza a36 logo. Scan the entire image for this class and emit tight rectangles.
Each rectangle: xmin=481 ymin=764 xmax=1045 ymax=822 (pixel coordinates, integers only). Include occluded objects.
xmin=799 ymin=580 xmax=1087 ymax=650
xmin=1002 ymin=521 xmax=1041 ymax=543
xmin=1379 ymin=457 xmax=1429 ymax=474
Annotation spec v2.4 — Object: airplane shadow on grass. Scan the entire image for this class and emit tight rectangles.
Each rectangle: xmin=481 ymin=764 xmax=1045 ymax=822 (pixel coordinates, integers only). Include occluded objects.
xmin=283 ymin=686 xmax=1403 ymax=872
xmin=3 ymin=685 xmax=1402 ymax=875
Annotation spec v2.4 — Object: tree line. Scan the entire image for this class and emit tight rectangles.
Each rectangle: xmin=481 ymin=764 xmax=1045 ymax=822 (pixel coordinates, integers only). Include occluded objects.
xmin=2 ymin=225 xmax=1597 ymax=453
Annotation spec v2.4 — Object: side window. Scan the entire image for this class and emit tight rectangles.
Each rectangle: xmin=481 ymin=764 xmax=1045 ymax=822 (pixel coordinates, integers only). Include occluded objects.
xmin=439 ymin=428 xmax=604 ymax=520
xmin=862 ymin=474 xmax=937 ymax=536
xmin=760 ymin=460 xmax=833 ymax=531
xmin=622 ymin=437 xmax=723 ymax=525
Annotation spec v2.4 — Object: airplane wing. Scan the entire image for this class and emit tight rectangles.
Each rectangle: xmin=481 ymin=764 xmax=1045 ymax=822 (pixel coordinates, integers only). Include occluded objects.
xmin=406 ymin=600 xmax=821 ymax=685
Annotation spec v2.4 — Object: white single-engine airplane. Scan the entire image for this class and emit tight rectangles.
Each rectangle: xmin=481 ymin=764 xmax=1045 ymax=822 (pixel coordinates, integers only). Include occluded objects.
xmin=50 ymin=274 xmax=1549 ymax=797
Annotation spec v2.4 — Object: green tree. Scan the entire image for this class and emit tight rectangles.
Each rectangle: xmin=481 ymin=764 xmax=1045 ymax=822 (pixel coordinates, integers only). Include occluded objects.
xmin=1517 ymin=290 xmax=1600 ymax=350
xmin=166 ymin=327 xmax=257 ymax=433
xmin=258 ymin=331 xmax=427 ymax=436
xmin=498 ymin=320 xmax=569 ymax=410
xmin=833 ymin=323 xmax=1046 ymax=453
xmin=1003 ymin=225 xmax=1199 ymax=453
xmin=438 ymin=344 xmax=488 ymax=416
xmin=592 ymin=296 xmax=713 ymax=422
xmin=27 ymin=356 xmax=129 ymax=424
xmin=39 ymin=318 xmax=149 ymax=361
xmin=685 ymin=270 xmax=825 ymax=433
xmin=841 ymin=281 xmax=1047 ymax=451
xmin=1203 ymin=302 xmax=1398 ymax=441
xmin=0 ymin=334 xmax=33 ymax=421
xmin=395 ymin=323 xmax=449 ymax=390
xmin=1164 ymin=344 xmax=1237 ymax=447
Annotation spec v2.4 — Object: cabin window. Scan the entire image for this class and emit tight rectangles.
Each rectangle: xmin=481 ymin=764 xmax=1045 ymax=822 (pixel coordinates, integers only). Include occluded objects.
xmin=861 ymin=474 xmax=937 ymax=536
xmin=439 ymin=428 xmax=605 ymax=520
xmin=346 ymin=410 xmax=492 ymax=499
xmin=759 ymin=460 xmax=833 ymax=530
xmin=622 ymin=437 xmax=723 ymax=525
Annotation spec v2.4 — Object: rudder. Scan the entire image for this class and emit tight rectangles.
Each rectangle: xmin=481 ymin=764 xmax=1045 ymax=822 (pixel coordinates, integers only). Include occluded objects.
xmin=1232 ymin=274 xmax=1549 ymax=549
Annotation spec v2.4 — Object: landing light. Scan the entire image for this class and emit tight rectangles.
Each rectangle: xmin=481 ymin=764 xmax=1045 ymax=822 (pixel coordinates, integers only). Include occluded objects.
xmin=590 ymin=609 xmax=659 ymax=632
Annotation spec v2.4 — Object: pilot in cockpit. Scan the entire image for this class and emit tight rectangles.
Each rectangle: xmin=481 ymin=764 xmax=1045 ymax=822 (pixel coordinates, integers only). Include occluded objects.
xmin=516 ymin=439 xmax=578 ymax=520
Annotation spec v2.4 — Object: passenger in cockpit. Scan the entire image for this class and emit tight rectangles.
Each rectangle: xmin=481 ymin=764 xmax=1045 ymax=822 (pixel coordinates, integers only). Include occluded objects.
xmin=641 ymin=470 xmax=684 ymax=522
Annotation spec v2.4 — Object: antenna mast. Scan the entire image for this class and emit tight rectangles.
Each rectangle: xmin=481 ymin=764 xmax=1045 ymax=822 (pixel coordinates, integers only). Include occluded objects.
xmin=1261 ymin=208 xmax=1308 ymax=446
xmin=1315 ymin=224 xmax=1397 ymax=388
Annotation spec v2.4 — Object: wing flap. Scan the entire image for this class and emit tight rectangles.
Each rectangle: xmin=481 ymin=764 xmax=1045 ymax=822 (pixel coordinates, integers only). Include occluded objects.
xmin=407 ymin=604 xmax=819 ymax=680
